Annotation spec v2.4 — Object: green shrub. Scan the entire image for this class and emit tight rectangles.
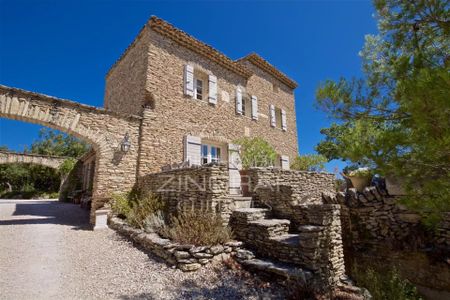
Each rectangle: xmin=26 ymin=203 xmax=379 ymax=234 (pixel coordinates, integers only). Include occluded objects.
xmin=143 ymin=211 xmax=166 ymax=233
xmin=352 ymin=264 xmax=422 ymax=300
xmin=160 ymin=210 xmax=232 ymax=246
xmin=127 ymin=192 xmax=165 ymax=229
xmin=111 ymin=192 xmax=132 ymax=219
xmin=291 ymin=154 xmax=328 ymax=172
xmin=234 ymin=137 xmax=277 ymax=169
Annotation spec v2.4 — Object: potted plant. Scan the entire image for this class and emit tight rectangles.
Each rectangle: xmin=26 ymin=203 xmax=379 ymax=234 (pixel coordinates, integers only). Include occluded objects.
xmin=347 ymin=167 xmax=372 ymax=192
xmin=234 ymin=137 xmax=277 ymax=196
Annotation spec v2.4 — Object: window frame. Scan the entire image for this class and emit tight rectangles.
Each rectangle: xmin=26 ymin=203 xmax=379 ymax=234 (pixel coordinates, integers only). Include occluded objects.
xmin=200 ymin=144 xmax=222 ymax=164
xmin=194 ymin=78 xmax=203 ymax=100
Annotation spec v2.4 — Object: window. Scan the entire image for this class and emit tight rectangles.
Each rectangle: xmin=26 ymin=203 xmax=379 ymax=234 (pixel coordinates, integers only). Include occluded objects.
xmin=241 ymin=96 xmax=252 ymax=117
xmin=211 ymin=146 xmax=221 ymax=163
xmin=194 ymin=79 xmax=203 ymax=100
xmin=275 ymin=107 xmax=283 ymax=128
xmin=201 ymin=144 xmax=222 ymax=164
xmin=201 ymin=144 xmax=208 ymax=164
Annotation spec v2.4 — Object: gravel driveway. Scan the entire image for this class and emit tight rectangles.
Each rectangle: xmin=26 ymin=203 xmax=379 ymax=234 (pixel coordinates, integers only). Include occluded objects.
xmin=0 ymin=199 xmax=286 ymax=300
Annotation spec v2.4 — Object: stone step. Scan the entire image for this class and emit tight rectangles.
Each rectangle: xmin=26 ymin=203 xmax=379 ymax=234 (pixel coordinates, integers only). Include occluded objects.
xmin=270 ymin=234 xmax=301 ymax=247
xmin=247 ymin=218 xmax=290 ymax=238
xmin=231 ymin=208 xmax=270 ymax=223
xmin=239 ymin=258 xmax=313 ymax=284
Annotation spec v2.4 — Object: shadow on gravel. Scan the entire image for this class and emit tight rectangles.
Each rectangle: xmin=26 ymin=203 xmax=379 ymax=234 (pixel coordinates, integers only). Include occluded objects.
xmin=0 ymin=200 xmax=91 ymax=230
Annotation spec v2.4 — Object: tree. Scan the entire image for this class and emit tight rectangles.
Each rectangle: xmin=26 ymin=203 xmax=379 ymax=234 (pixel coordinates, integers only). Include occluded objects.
xmin=315 ymin=0 xmax=450 ymax=225
xmin=27 ymin=128 xmax=89 ymax=158
xmin=234 ymin=137 xmax=278 ymax=169
xmin=291 ymin=154 xmax=327 ymax=172
xmin=0 ymin=129 xmax=88 ymax=198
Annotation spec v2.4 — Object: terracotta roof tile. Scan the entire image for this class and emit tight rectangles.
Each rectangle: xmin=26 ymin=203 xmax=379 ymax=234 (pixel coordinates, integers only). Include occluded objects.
xmin=237 ymin=53 xmax=298 ymax=89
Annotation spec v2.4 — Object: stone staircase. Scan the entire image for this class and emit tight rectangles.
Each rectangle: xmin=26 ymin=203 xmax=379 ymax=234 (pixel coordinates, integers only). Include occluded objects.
xmin=229 ymin=204 xmax=347 ymax=290
xmin=230 ymin=207 xmax=305 ymax=265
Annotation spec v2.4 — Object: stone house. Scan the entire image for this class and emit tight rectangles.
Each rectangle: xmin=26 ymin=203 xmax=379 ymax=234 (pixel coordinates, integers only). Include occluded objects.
xmin=87 ymin=16 xmax=298 ymax=195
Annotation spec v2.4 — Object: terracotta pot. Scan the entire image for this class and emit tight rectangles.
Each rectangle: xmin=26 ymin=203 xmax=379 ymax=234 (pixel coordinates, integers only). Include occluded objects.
xmin=348 ymin=176 xmax=371 ymax=192
xmin=239 ymin=169 xmax=251 ymax=197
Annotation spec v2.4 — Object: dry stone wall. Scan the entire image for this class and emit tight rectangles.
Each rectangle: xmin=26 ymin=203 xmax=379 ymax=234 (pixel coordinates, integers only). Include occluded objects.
xmin=109 ymin=216 xmax=242 ymax=272
xmin=137 ymin=163 xmax=234 ymax=222
xmin=247 ymin=168 xmax=336 ymax=205
xmin=339 ymin=187 xmax=450 ymax=292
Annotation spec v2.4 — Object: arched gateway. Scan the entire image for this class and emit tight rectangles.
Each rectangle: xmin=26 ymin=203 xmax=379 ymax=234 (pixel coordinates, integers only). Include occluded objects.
xmin=0 ymin=85 xmax=141 ymax=222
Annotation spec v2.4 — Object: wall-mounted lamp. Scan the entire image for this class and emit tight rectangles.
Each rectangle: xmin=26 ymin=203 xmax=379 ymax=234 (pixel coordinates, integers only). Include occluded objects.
xmin=120 ymin=133 xmax=131 ymax=152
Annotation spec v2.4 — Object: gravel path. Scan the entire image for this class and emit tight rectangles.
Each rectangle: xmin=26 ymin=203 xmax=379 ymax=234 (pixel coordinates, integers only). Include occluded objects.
xmin=0 ymin=199 xmax=286 ymax=300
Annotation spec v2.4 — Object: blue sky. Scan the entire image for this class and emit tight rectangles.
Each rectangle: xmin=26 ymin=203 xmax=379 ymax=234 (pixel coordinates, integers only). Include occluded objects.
xmin=0 ymin=0 xmax=377 ymax=173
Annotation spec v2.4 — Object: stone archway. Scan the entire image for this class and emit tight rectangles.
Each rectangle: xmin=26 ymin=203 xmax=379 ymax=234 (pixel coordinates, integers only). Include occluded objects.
xmin=0 ymin=151 xmax=67 ymax=169
xmin=0 ymin=85 xmax=142 ymax=223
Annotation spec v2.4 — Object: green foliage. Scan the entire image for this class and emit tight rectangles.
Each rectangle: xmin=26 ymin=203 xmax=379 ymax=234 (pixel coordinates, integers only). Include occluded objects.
xmin=348 ymin=167 xmax=371 ymax=177
xmin=0 ymin=163 xmax=60 ymax=198
xmin=234 ymin=137 xmax=277 ymax=169
xmin=160 ymin=210 xmax=232 ymax=246
xmin=290 ymin=154 xmax=327 ymax=172
xmin=111 ymin=192 xmax=132 ymax=219
xmin=111 ymin=189 xmax=166 ymax=230
xmin=127 ymin=192 xmax=166 ymax=229
xmin=0 ymin=129 xmax=88 ymax=199
xmin=58 ymin=158 xmax=77 ymax=176
xmin=28 ymin=128 xmax=89 ymax=158
xmin=315 ymin=0 xmax=450 ymax=225
xmin=352 ymin=264 xmax=422 ymax=300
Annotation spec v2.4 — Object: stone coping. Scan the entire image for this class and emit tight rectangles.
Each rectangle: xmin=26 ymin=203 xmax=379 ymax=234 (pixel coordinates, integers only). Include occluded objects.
xmin=0 ymin=150 xmax=68 ymax=160
xmin=108 ymin=216 xmax=243 ymax=272
xmin=0 ymin=84 xmax=142 ymax=122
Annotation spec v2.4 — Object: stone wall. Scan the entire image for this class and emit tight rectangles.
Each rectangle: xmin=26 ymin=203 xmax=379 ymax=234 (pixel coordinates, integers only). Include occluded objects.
xmin=247 ymin=168 xmax=336 ymax=205
xmin=137 ymin=163 xmax=234 ymax=222
xmin=109 ymin=216 xmax=242 ymax=272
xmin=229 ymin=168 xmax=346 ymax=291
xmin=338 ymin=187 xmax=450 ymax=293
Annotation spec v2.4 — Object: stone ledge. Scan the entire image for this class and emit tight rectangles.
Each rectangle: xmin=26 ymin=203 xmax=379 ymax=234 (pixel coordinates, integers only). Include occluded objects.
xmin=108 ymin=216 xmax=241 ymax=272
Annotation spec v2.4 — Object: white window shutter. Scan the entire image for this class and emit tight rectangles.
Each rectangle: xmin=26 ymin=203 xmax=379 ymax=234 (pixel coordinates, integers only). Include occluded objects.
xmin=251 ymin=95 xmax=258 ymax=120
xmin=270 ymin=104 xmax=276 ymax=127
xmin=236 ymin=87 xmax=243 ymax=115
xmin=281 ymin=109 xmax=287 ymax=131
xmin=184 ymin=135 xmax=201 ymax=166
xmin=281 ymin=155 xmax=290 ymax=170
xmin=184 ymin=64 xmax=194 ymax=97
xmin=208 ymin=75 xmax=217 ymax=105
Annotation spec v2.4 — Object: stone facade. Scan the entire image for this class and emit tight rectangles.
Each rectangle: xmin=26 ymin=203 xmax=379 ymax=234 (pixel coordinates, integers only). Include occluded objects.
xmin=105 ymin=16 xmax=299 ymax=176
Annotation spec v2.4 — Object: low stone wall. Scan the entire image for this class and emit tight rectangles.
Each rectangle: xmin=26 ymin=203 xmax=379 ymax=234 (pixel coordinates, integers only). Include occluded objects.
xmin=337 ymin=187 xmax=449 ymax=252
xmin=247 ymin=168 xmax=335 ymax=204
xmin=137 ymin=163 xmax=234 ymax=222
xmin=109 ymin=216 xmax=242 ymax=272
xmin=339 ymin=187 xmax=450 ymax=292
